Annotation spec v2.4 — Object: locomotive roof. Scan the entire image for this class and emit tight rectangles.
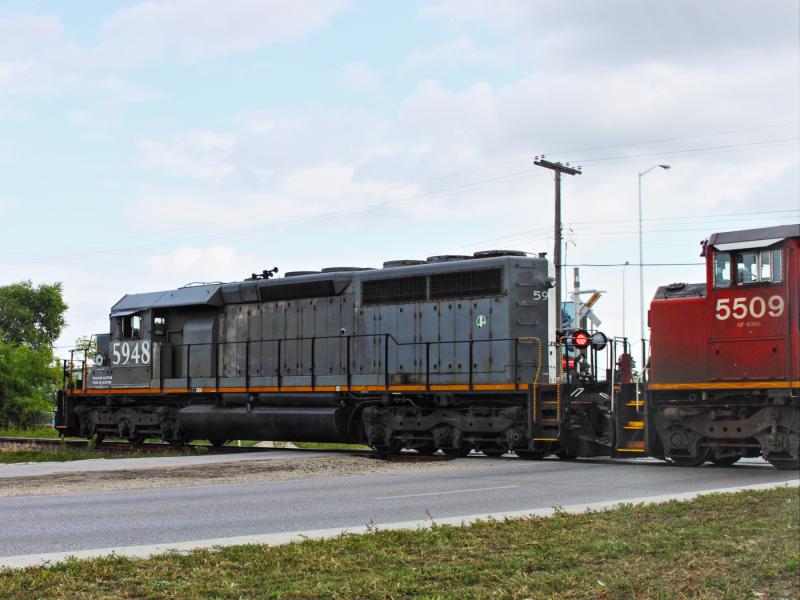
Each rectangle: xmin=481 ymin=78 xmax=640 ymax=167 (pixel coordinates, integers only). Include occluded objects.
xmin=653 ymin=282 xmax=706 ymax=300
xmin=110 ymin=283 xmax=223 ymax=316
xmin=109 ymin=253 xmax=542 ymax=315
xmin=709 ymin=223 xmax=799 ymax=248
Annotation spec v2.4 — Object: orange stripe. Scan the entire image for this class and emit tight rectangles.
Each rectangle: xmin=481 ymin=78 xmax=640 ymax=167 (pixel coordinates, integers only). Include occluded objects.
xmin=475 ymin=383 xmax=517 ymax=391
xmin=650 ymin=381 xmax=800 ymax=391
xmin=80 ymin=388 xmax=188 ymax=395
xmin=72 ymin=383 xmax=528 ymax=396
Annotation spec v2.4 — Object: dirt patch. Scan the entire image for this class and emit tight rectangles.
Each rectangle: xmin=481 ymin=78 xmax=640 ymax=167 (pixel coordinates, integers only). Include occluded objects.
xmin=0 ymin=455 xmax=475 ymax=498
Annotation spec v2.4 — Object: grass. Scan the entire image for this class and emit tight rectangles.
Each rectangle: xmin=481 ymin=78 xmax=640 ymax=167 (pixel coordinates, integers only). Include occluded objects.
xmin=0 ymin=429 xmax=366 ymax=450
xmin=0 ymin=446 xmax=206 ymax=463
xmin=0 ymin=426 xmax=61 ymax=439
xmin=1 ymin=486 xmax=797 ymax=599
xmin=293 ymin=441 xmax=370 ymax=450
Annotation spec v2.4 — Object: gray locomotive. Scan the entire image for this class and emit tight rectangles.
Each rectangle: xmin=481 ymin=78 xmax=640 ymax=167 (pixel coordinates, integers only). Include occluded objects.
xmin=57 ymin=250 xmax=622 ymax=458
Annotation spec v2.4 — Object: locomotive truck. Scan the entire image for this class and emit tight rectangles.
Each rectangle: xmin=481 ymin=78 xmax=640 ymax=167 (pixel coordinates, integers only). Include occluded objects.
xmin=56 ymin=223 xmax=799 ymax=469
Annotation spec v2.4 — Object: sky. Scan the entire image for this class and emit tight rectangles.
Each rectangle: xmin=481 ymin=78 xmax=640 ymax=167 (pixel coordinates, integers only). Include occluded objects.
xmin=0 ymin=0 xmax=798 ymax=357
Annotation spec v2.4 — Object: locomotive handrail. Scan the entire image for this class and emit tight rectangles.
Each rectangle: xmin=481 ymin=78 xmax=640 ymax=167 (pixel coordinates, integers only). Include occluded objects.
xmin=68 ymin=332 xmax=608 ymax=400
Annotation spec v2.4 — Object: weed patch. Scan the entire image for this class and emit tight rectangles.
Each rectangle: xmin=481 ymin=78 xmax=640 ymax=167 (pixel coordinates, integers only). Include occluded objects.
xmin=1 ymin=486 xmax=797 ymax=599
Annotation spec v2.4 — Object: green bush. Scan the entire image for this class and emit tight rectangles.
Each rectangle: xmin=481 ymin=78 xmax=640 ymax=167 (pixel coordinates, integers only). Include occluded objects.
xmin=0 ymin=342 xmax=58 ymax=427
xmin=0 ymin=280 xmax=66 ymax=428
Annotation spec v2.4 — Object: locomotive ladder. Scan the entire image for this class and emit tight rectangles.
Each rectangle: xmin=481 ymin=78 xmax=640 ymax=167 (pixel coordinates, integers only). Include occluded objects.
xmin=521 ymin=336 xmax=560 ymax=444
xmin=607 ymin=337 xmax=647 ymax=456
xmin=612 ymin=379 xmax=647 ymax=456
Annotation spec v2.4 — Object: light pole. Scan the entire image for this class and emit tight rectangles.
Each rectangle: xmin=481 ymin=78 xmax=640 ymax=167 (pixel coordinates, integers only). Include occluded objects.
xmin=622 ymin=260 xmax=629 ymax=344
xmin=638 ymin=164 xmax=670 ymax=374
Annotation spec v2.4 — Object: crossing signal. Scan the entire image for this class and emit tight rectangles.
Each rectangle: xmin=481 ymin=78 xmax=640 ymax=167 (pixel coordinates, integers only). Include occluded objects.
xmin=571 ymin=329 xmax=591 ymax=349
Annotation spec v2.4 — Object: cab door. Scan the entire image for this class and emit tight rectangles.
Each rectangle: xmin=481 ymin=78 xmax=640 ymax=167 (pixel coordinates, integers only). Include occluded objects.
xmin=708 ymin=245 xmax=788 ymax=381
xmin=110 ymin=310 xmax=153 ymax=387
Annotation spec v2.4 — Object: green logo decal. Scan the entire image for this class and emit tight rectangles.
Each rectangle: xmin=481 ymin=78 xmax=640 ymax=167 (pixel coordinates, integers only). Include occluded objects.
xmin=474 ymin=314 xmax=487 ymax=328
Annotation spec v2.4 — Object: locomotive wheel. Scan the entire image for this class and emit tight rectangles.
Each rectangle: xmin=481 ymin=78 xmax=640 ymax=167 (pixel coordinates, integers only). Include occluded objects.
xmin=710 ymin=455 xmax=741 ymax=467
xmin=669 ymin=448 xmax=710 ymax=467
xmin=127 ymin=434 xmax=146 ymax=446
xmin=414 ymin=443 xmax=437 ymax=455
xmin=209 ymin=439 xmax=230 ymax=448
xmin=766 ymin=456 xmax=800 ymax=471
xmin=371 ymin=440 xmax=403 ymax=457
xmin=481 ymin=447 xmax=506 ymax=458
xmin=555 ymin=449 xmax=577 ymax=460
xmin=442 ymin=447 xmax=471 ymax=458
xmin=516 ymin=450 xmax=547 ymax=460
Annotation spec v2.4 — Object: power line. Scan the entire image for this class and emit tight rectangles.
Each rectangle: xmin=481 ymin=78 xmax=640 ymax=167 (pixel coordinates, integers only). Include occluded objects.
xmin=565 ymin=262 xmax=704 ymax=267
xmin=5 ymin=130 xmax=797 ymax=266
xmin=4 ymin=169 xmax=537 ymax=266
xmin=546 ymin=122 xmax=799 ymax=157
xmin=574 ymin=137 xmax=799 ymax=165
xmin=565 ymin=208 xmax=798 ymax=227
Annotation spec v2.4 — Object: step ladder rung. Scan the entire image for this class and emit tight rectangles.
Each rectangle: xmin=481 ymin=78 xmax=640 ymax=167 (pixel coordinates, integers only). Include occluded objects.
xmin=625 ymin=401 xmax=644 ymax=407
xmin=622 ymin=440 xmax=645 ymax=449
xmin=617 ymin=439 xmax=645 ymax=453
xmin=623 ymin=420 xmax=644 ymax=430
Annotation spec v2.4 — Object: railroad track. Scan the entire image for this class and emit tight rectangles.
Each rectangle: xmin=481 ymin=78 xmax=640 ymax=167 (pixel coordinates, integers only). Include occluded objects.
xmin=0 ymin=437 xmax=486 ymax=460
xmin=0 ymin=436 xmax=267 ymax=454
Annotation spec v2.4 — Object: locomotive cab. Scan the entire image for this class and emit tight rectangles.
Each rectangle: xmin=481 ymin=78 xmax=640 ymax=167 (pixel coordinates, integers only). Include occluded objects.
xmin=648 ymin=223 xmax=799 ymax=469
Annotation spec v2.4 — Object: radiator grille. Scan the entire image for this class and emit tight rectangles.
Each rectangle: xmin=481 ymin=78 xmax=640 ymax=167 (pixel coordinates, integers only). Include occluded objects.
xmin=361 ymin=268 xmax=503 ymax=305
xmin=362 ymin=276 xmax=427 ymax=305
xmin=430 ymin=268 xmax=502 ymax=300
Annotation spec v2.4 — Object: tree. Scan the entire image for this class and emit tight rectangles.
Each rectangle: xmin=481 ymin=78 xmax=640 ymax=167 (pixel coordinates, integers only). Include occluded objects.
xmin=0 ymin=281 xmax=67 ymax=426
xmin=0 ymin=342 xmax=57 ymax=427
xmin=74 ymin=335 xmax=97 ymax=357
xmin=0 ymin=281 xmax=67 ymax=349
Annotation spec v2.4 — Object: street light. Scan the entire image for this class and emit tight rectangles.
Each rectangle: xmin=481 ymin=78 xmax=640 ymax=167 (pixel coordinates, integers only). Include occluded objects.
xmin=622 ymin=260 xmax=630 ymax=344
xmin=638 ymin=164 xmax=670 ymax=375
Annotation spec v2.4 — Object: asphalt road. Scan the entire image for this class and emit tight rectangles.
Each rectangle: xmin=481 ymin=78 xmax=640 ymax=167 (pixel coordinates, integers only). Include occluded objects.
xmin=0 ymin=448 xmax=329 ymax=478
xmin=1 ymin=456 xmax=797 ymax=563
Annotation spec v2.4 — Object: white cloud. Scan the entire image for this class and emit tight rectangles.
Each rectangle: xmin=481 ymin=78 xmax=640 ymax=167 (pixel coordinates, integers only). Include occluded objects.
xmin=147 ymin=245 xmax=243 ymax=277
xmin=99 ymin=0 xmax=351 ymax=63
xmin=421 ymin=0 xmax=799 ymax=66
xmin=406 ymin=37 xmax=503 ymax=68
xmin=68 ymin=109 xmax=112 ymax=131
xmin=130 ymin=45 xmax=799 ymax=241
xmin=93 ymin=77 xmax=161 ymax=103
xmin=0 ymin=14 xmax=64 ymax=59
xmin=139 ymin=131 xmax=237 ymax=182
xmin=0 ymin=1 xmax=349 ymax=112
xmin=336 ymin=61 xmax=381 ymax=93
xmin=0 ymin=198 xmax=19 ymax=213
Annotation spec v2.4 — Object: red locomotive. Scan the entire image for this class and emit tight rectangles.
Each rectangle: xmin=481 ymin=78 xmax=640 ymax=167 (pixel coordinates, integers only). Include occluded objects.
xmin=647 ymin=223 xmax=799 ymax=469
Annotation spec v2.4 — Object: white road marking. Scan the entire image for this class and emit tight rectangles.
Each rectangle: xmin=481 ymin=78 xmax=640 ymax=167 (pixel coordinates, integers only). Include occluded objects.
xmin=375 ymin=485 xmax=518 ymax=500
xmin=0 ymin=479 xmax=796 ymax=570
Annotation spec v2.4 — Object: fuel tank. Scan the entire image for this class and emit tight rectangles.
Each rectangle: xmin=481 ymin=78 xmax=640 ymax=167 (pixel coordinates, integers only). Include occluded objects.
xmin=177 ymin=404 xmax=354 ymax=443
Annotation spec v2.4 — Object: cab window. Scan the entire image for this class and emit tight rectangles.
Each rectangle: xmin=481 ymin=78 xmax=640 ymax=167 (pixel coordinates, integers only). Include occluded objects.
xmin=772 ymin=249 xmax=783 ymax=282
xmin=713 ymin=252 xmax=731 ymax=288
xmin=120 ymin=314 xmax=142 ymax=339
xmin=153 ymin=315 xmax=167 ymax=337
xmin=735 ymin=252 xmax=758 ymax=284
xmin=733 ymin=247 xmax=783 ymax=285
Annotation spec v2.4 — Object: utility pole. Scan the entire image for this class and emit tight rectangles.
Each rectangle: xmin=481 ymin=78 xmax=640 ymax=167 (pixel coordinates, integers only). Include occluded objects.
xmin=534 ymin=157 xmax=582 ymax=332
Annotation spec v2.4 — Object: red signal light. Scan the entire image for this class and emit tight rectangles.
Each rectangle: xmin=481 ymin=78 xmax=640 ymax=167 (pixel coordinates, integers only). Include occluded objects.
xmin=572 ymin=330 xmax=590 ymax=349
